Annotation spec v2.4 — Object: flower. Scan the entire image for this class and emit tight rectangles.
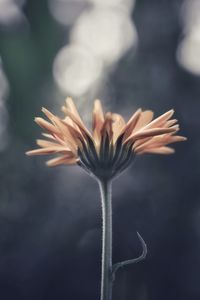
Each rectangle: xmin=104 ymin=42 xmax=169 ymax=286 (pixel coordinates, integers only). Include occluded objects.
xmin=26 ymin=97 xmax=186 ymax=179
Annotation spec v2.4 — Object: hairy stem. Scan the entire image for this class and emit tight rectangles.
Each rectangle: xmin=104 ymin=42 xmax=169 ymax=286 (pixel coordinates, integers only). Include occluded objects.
xmin=98 ymin=179 xmax=113 ymax=300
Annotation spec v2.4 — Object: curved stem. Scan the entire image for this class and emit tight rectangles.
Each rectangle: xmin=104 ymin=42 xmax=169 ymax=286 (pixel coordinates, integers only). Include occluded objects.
xmin=112 ymin=232 xmax=147 ymax=281
xmin=98 ymin=179 xmax=113 ymax=300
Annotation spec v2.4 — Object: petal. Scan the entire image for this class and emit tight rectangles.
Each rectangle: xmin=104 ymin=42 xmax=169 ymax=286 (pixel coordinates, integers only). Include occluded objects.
xmin=26 ymin=148 xmax=52 ymax=156
xmin=134 ymin=134 xmax=186 ymax=153
xmin=132 ymin=110 xmax=154 ymax=133
xmin=92 ymin=99 xmax=105 ymax=144
xmin=93 ymin=99 xmax=104 ymax=128
xmin=62 ymin=97 xmax=92 ymax=138
xmin=42 ymin=133 xmax=56 ymax=140
xmin=35 ymin=118 xmax=60 ymax=135
xmin=62 ymin=119 xmax=85 ymax=148
xmin=165 ymin=135 xmax=187 ymax=143
xmin=101 ymin=112 xmax=113 ymax=139
xmin=142 ymin=109 xmax=174 ymax=130
xmin=26 ymin=146 xmax=73 ymax=156
xmin=50 ymin=117 xmax=78 ymax=152
xmin=122 ymin=108 xmax=142 ymax=139
xmin=36 ymin=139 xmax=70 ymax=151
xmin=125 ymin=126 xmax=177 ymax=143
xmin=134 ymin=134 xmax=169 ymax=152
xmin=112 ymin=113 xmax=126 ymax=143
xmin=165 ymin=119 xmax=178 ymax=127
xmin=65 ymin=97 xmax=84 ymax=125
xmin=42 ymin=107 xmax=56 ymax=121
xmin=65 ymin=108 xmax=93 ymax=140
xmin=134 ymin=137 xmax=159 ymax=153
xmin=63 ymin=116 xmax=81 ymax=132
xmin=46 ymin=155 xmax=77 ymax=167
xmin=139 ymin=146 xmax=175 ymax=155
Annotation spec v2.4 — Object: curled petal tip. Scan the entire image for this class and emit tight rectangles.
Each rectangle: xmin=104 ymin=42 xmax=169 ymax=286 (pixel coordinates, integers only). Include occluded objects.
xmin=45 ymin=161 xmax=53 ymax=167
xmin=26 ymin=149 xmax=45 ymax=156
xmin=94 ymin=99 xmax=101 ymax=104
xmin=164 ymin=108 xmax=175 ymax=118
xmin=41 ymin=107 xmax=47 ymax=115
xmin=34 ymin=117 xmax=44 ymax=125
xmin=135 ymin=108 xmax=142 ymax=115
xmin=167 ymin=108 xmax=174 ymax=115
xmin=41 ymin=107 xmax=49 ymax=114
xmin=170 ymin=109 xmax=175 ymax=117
xmin=167 ymin=148 xmax=175 ymax=154
xmin=66 ymin=96 xmax=73 ymax=104
xmin=171 ymin=124 xmax=179 ymax=131
xmin=34 ymin=117 xmax=40 ymax=123
xmin=25 ymin=151 xmax=32 ymax=156
xmin=174 ymin=136 xmax=187 ymax=142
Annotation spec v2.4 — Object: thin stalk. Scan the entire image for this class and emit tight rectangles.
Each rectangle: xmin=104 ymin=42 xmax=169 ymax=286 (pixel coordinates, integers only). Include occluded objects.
xmin=98 ymin=178 xmax=113 ymax=300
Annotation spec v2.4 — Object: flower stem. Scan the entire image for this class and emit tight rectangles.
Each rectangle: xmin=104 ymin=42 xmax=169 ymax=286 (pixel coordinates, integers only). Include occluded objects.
xmin=98 ymin=178 xmax=113 ymax=300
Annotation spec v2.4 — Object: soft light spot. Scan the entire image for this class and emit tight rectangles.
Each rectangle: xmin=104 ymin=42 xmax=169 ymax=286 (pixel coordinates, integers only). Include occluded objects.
xmin=71 ymin=8 xmax=137 ymax=65
xmin=0 ymin=0 xmax=26 ymax=26
xmin=53 ymin=45 xmax=103 ymax=96
xmin=177 ymin=0 xmax=200 ymax=75
xmin=48 ymin=0 xmax=89 ymax=26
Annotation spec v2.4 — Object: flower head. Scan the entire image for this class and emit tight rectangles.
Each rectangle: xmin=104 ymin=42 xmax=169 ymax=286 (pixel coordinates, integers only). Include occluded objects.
xmin=26 ymin=98 xmax=186 ymax=179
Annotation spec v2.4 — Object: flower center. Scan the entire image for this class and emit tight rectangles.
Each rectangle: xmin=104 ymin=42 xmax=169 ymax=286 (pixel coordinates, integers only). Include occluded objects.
xmin=77 ymin=134 xmax=135 ymax=179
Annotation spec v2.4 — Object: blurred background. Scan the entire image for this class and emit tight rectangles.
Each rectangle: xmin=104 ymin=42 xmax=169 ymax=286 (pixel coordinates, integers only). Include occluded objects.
xmin=0 ymin=0 xmax=198 ymax=299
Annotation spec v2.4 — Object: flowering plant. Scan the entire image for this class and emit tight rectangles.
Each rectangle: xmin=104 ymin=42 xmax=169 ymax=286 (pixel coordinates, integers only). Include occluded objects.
xmin=26 ymin=98 xmax=186 ymax=300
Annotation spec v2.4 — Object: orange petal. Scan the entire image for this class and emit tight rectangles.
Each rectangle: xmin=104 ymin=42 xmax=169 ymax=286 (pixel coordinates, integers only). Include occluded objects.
xmin=26 ymin=146 xmax=73 ymax=156
xmin=65 ymin=108 xmax=93 ymax=140
xmin=63 ymin=116 xmax=81 ymax=132
xmin=125 ymin=127 xmax=177 ymax=143
xmin=42 ymin=107 xmax=56 ymax=121
xmin=50 ymin=117 xmax=78 ymax=152
xmin=139 ymin=146 xmax=175 ymax=155
xmin=36 ymin=139 xmax=72 ymax=151
xmin=65 ymin=97 xmax=85 ymax=126
xmin=35 ymin=118 xmax=60 ymax=135
xmin=168 ymin=135 xmax=187 ymax=143
xmin=93 ymin=99 xmax=105 ymax=144
xmin=134 ymin=133 xmax=182 ymax=152
xmin=93 ymin=99 xmax=104 ymax=128
xmin=46 ymin=155 xmax=77 ymax=167
xmin=42 ymin=133 xmax=56 ymax=140
xmin=63 ymin=97 xmax=92 ymax=138
xmin=112 ymin=113 xmax=126 ymax=143
xmin=142 ymin=109 xmax=174 ymax=130
xmin=165 ymin=119 xmax=178 ymax=127
xmin=101 ymin=112 xmax=113 ymax=140
xmin=122 ymin=108 xmax=142 ymax=140
xmin=132 ymin=110 xmax=154 ymax=133
xmin=62 ymin=120 xmax=85 ymax=148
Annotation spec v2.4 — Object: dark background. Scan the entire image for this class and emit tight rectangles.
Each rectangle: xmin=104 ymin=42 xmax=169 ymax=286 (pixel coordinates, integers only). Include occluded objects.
xmin=0 ymin=0 xmax=198 ymax=299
